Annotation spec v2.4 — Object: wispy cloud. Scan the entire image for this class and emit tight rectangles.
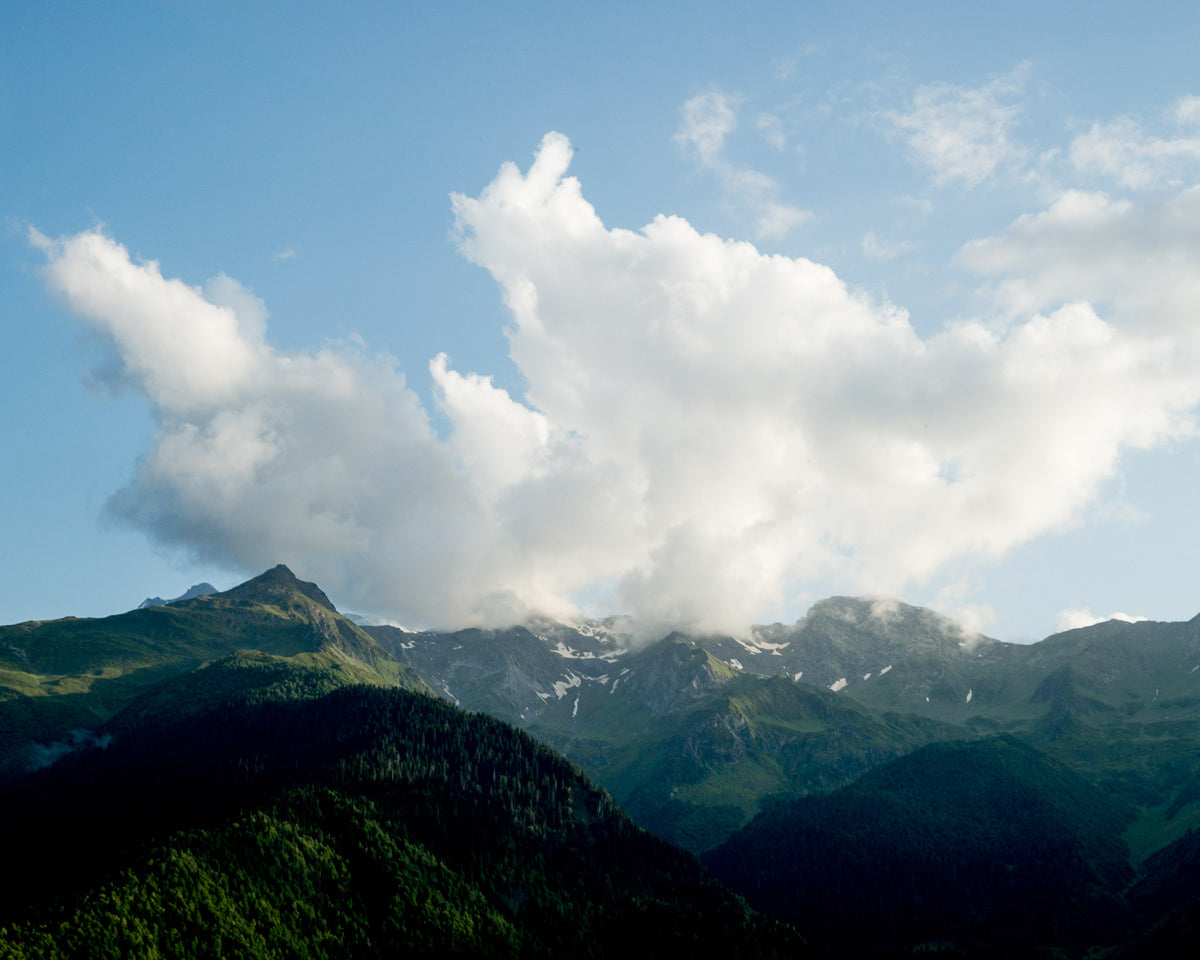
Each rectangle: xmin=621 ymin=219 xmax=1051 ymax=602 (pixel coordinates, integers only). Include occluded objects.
xmin=860 ymin=229 xmax=913 ymax=262
xmin=675 ymin=91 xmax=811 ymax=240
xmin=676 ymin=90 xmax=738 ymax=164
xmin=889 ymin=67 xmax=1028 ymax=188
xmin=272 ymin=247 xmax=298 ymax=262
xmin=771 ymin=44 xmax=817 ymax=82
xmin=1070 ymin=95 xmax=1200 ymax=189
xmin=754 ymin=112 xmax=788 ymax=150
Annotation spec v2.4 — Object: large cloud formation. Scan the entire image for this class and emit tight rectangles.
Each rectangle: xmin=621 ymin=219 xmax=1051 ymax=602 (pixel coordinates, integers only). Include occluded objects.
xmin=34 ymin=132 xmax=1200 ymax=633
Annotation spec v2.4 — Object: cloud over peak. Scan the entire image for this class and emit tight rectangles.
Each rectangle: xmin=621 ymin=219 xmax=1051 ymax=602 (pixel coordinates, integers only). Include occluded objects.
xmin=35 ymin=133 xmax=1200 ymax=634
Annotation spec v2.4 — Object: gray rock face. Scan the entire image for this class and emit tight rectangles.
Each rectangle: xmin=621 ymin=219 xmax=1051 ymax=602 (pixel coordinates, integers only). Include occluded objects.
xmin=138 ymin=582 xmax=218 ymax=610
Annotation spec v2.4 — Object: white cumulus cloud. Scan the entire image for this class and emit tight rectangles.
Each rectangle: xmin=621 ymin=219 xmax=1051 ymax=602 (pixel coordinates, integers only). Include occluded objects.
xmin=34 ymin=132 xmax=1200 ymax=635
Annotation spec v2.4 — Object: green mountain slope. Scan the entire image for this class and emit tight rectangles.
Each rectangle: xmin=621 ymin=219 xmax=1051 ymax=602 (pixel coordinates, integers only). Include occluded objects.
xmin=842 ymin=613 xmax=1200 ymax=857
xmin=378 ymin=626 xmax=973 ymax=852
xmin=1116 ymin=828 xmax=1200 ymax=959
xmin=374 ymin=604 xmax=1200 ymax=860
xmin=367 ymin=598 xmax=1200 ymax=957
xmin=539 ymin=659 xmax=967 ymax=852
xmin=0 ymin=565 xmax=429 ymax=778
xmin=0 ymin=656 xmax=801 ymax=959
xmin=704 ymin=735 xmax=1138 ymax=957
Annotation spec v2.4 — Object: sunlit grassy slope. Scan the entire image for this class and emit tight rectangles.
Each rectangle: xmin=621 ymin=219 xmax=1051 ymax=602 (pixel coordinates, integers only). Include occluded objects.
xmin=0 ymin=565 xmax=429 ymax=777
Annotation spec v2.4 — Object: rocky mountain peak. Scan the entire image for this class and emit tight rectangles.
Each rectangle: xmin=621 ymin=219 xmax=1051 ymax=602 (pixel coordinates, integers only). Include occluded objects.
xmin=221 ymin=564 xmax=338 ymax=612
xmin=138 ymin=582 xmax=218 ymax=610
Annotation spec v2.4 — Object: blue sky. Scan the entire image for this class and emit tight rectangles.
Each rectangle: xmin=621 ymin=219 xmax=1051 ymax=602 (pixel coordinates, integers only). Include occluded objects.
xmin=4 ymin=1 xmax=1200 ymax=640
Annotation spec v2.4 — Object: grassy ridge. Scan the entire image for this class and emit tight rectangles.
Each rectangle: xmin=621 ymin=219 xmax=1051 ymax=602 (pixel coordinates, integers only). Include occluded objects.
xmin=0 ymin=566 xmax=429 ymax=778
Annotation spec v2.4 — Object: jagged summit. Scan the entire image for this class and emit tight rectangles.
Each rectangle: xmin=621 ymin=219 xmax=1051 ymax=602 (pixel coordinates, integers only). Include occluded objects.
xmin=220 ymin=564 xmax=338 ymax=612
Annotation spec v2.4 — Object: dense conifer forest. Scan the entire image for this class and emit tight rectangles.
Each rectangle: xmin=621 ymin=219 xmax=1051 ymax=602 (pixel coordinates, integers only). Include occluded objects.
xmin=0 ymin=654 xmax=800 ymax=959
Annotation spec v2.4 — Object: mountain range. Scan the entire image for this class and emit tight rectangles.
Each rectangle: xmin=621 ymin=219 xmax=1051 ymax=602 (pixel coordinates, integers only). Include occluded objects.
xmin=2 ymin=566 xmax=1199 ymax=956
xmin=367 ymin=597 xmax=1200 ymax=859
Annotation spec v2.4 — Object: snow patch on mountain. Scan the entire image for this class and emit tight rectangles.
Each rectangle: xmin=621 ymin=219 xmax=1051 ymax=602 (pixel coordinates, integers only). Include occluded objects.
xmin=553 ymin=673 xmax=582 ymax=699
xmin=542 ymin=636 xmax=626 ymax=663
xmin=734 ymin=634 xmax=792 ymax=656
xmin=550 ymin=640 xmax=593 ymax=659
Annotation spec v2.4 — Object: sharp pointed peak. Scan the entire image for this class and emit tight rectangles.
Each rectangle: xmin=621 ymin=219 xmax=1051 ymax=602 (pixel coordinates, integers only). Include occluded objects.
xmin=221 ymin=565 xmax=338 ymax=612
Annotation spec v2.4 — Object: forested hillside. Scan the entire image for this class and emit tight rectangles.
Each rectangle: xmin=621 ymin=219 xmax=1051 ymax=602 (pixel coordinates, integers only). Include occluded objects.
xmin=703 ymin=736 xmax=1163 ymax=957
xmin=0 ymin=653 xmax=800 ymax=959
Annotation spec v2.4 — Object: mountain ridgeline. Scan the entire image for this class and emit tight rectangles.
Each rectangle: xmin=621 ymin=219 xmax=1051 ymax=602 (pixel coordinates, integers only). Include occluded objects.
xmin=0 ymin=568 xmax=798 ymax=958
xmin=3 ymin=569 xmax=1200 ymax=956
xmin=0 ymin=564 xmax=428 ymax=780
xmin=367 ymin=598 xmax=1200 ymax=859
xmin=138 ymin=581 xmax=218 ymax=609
